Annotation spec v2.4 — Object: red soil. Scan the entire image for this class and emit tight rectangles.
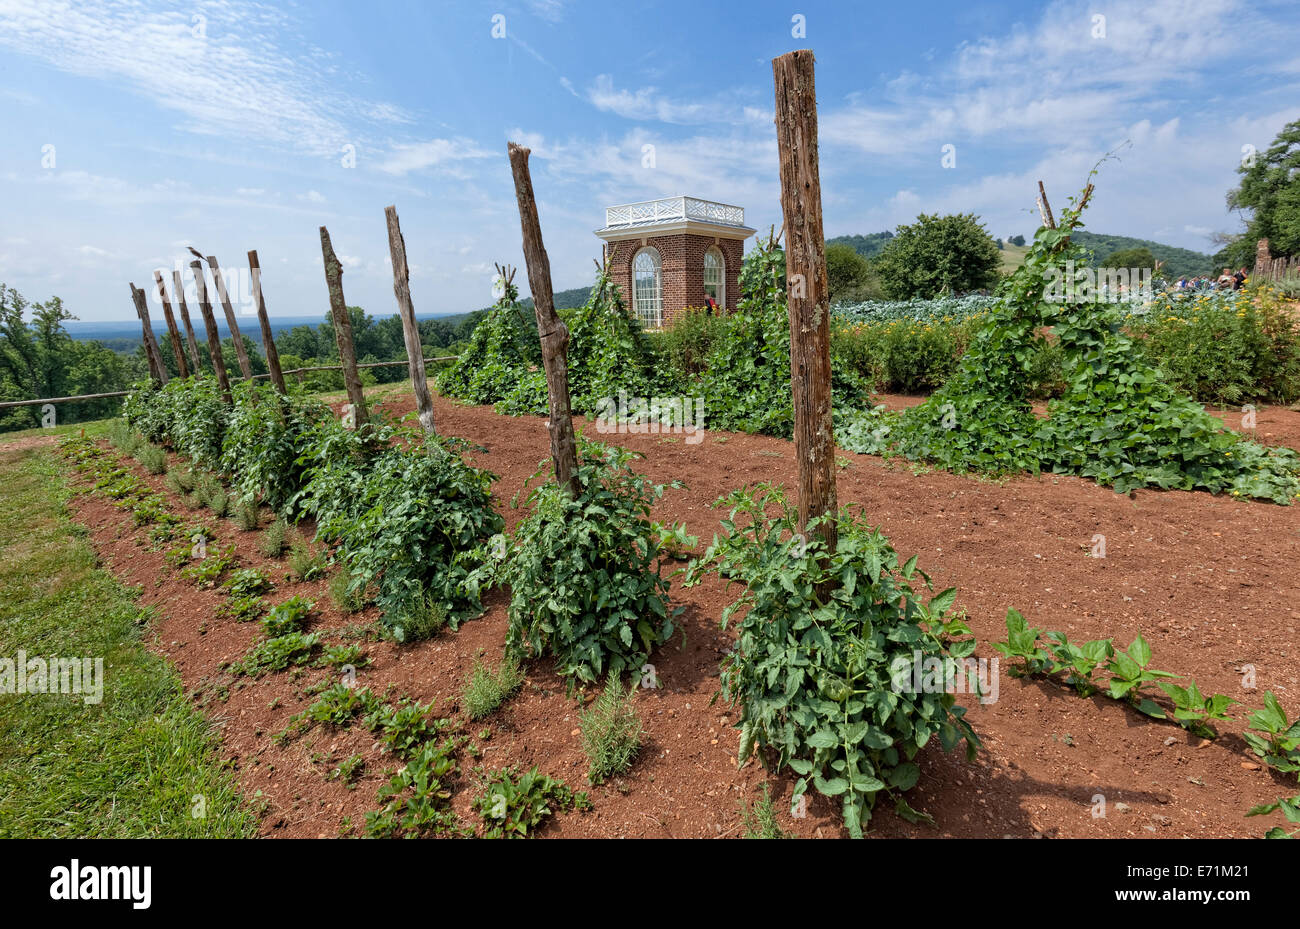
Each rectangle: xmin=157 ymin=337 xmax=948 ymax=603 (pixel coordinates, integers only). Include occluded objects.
xmin=53 ymin=391 xmax=1300 ymax=838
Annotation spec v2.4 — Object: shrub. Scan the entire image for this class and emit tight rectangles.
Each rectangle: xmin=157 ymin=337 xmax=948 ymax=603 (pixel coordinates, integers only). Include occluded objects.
xmin=579 ymin=675 xmax=643 ymax=785
xmin=164 ymin=468 xmax=195 ymax=496
xmin=1130 ymin=286 xmax=1300 ymax=405
xmin=686 ymin=485 xmax=981 ymax=837
xmin=462 ymin=655 xmax=524 ymax=721
xmin=497 ymin=441 xmax=679 ymax=685
xmin=647 ymin=307 xmax=728 ymax=379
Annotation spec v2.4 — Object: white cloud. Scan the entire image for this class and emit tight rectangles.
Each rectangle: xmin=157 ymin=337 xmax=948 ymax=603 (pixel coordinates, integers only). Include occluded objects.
xmin=0 ymin=0 xmax=407 ymax=157
xmin=376 ymin=138 xmax=492 ymax=176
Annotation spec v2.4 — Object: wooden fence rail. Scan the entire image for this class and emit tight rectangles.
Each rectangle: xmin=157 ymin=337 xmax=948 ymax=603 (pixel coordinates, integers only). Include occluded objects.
xmin=0 ymin=356 xmax=459 ymax=410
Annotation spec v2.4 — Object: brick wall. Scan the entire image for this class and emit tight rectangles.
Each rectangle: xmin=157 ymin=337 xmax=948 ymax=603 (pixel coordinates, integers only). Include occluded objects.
xmin=604 ymin=232 xmax=745 ymax=328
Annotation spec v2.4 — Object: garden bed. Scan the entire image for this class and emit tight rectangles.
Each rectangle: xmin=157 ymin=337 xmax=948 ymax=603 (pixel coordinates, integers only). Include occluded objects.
xmin=53 ymin=389 xmax=1300 ymax=838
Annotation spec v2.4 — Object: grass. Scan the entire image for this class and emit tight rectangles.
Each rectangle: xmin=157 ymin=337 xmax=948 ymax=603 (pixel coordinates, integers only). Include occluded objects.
xmin=0 ymin=444 xmax=253 ymax=837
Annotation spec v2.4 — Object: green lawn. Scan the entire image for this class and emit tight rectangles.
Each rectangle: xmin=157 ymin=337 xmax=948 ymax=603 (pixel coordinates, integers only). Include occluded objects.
xmin=0 ymin=442 xmax=253 ymax=837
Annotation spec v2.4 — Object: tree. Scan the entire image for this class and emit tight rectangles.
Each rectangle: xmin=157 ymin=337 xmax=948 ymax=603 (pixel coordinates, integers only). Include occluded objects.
xmin=1010 ymin=234 xmax=1026 ymax=247
xmin=824 ymin=242 xmax=881 ymax=303
xmin=874 ymin=213 xmax=1002 ymax=299
xmin=1221 ymin=118 xmax=1300 ymax=266
xmin=1099 ymin=246 xmax=1157 ymax=270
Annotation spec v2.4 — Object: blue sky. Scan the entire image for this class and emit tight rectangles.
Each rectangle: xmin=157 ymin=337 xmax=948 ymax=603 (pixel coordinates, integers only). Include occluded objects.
xmin=1 ymin=0 xmax=1298 ymax=321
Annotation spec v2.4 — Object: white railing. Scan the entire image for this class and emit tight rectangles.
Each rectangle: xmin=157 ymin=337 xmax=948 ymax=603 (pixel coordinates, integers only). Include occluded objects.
xmin=604 ymin=197 xmax=745 ymax=229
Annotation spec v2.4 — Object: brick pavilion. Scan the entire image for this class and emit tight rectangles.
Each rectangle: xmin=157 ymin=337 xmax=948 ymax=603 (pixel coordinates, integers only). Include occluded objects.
xmin=594 ymin=196 xmax=755 ymax=329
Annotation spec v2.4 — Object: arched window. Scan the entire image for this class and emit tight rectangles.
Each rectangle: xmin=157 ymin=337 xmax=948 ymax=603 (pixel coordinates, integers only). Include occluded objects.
xmin=703 ymin=247 xmax=725 ymax=309
xmin=632 ymin=247 xmax=662 ymax=328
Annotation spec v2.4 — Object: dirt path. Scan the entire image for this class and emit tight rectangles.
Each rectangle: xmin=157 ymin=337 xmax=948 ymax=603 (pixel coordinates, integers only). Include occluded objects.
xmin=62 ymin=392 xmax=1300 ymax=838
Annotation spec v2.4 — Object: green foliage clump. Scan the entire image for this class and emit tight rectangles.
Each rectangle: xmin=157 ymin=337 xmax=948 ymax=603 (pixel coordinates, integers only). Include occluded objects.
xmin=320 ymin=438 xmax=502 ymax=633
xmin=261 ymin=595 xmax=314 ymax=637
xmin=364 ymin=699 xmax=446 ymax=759
xmin=579 ymin=675 xmax=643 ymax=785
xmin=295 ymin=683 xmax=381 ymax=730
xmin=287 ymin=539 xmax=328 ymax=582
xmin=462 ymin=655 xmax=524 ymax=720
xmin=1129 ymin=286 xmax=1300 ymax=406
xmin=495 ymin=441 xmax=679 ymax=685
xmin=222 ymin=568 xmax=273 ymax=598
xmin=473 ymin=766 xmax=588 ymax=838
xmin=435 ymin=274 xmax=541 ymax=408
xmin=858 ymin=178 xmax=1300 ymax=503
xmin=697 ymin=239 xmax=795 ymax=435
xmin=229 ymin=631 xmax=321 ymax=676
xmin=685 ymin=485 xmax=981 ymax=837
xmin=874 ymin=213 xmax=1002 ymax=299
xmin=135 ymin=443 xmax=167 ymax=475
xmin=365 ymin=738 xmax=465 ymax=838
xmin=219 ymin=382 xmax=328 ymax=517
xmin=122 ymin=378 xmax=229 ymax=469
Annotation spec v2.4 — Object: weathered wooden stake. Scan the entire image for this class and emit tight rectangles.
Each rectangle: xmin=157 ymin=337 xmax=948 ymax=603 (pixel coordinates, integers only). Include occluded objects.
xmin=153 ymin=271 xmax=189 ymax=379
xmin=507 ymin=142 xmax=580 ymax=497
xmin=1037 ymin=180 xmax=1056 ymax=229
xmin=773 ymin=49 xmax=837 ymax=558
xmin=172 ymin=268 xmax=205 ymax=375
xmin=319 ymin=227 xmax=369 ymax=427
xmin=247 ymin=250 xmax=287 ymax=395
xmin=205 ymin=255 xmax=255 ymax=381
xmin=130 ymin=283 xmax=169 ymax=385
xmin=384 ymin=206 xmax=436 ymax=436
xmin=191 ymin=260 xmax=232 ymax=402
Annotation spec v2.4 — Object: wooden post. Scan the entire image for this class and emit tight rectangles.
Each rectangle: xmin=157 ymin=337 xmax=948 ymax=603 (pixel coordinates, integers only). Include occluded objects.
xmin=507 ymin=142 xmax=580 ymax=497
xmin=773 ymin=49 xmax=837 ymax=558
xmin=247 ymin=250 xmax=287 ymax=395
xmin=205 ymin=255 xmax=254 ymax=381
xmin=191 ymin=260 xmax=232 ymax=402
xmin=172 ymin=268 xmax=205 ymax=375
xmin=153 ymin=271 xmax=189 ymax=378
xmin=384 ymin=206 xmax=436 ymax=436
xmin=319 ymin=227 xmax=369 ymax=427
xmin=1036 ymin=180 xmax=1056 ymax=229
xmin=130 ymin=284 xmax=169 ymax=385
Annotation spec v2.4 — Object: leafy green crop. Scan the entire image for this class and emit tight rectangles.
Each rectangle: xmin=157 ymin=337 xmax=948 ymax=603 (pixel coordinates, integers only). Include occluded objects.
xmin=686 ymin=484 xmax=980 ymax=837
xmin=1244 ymin=692 xmax=1300 ymax=774
xmin=841 ymin=176 xmax=1300 ymax=503
xmin=472 ymin=766 xmax=588 ymax=838
xmin=492 ymin=440 xmax=680 ymax=685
